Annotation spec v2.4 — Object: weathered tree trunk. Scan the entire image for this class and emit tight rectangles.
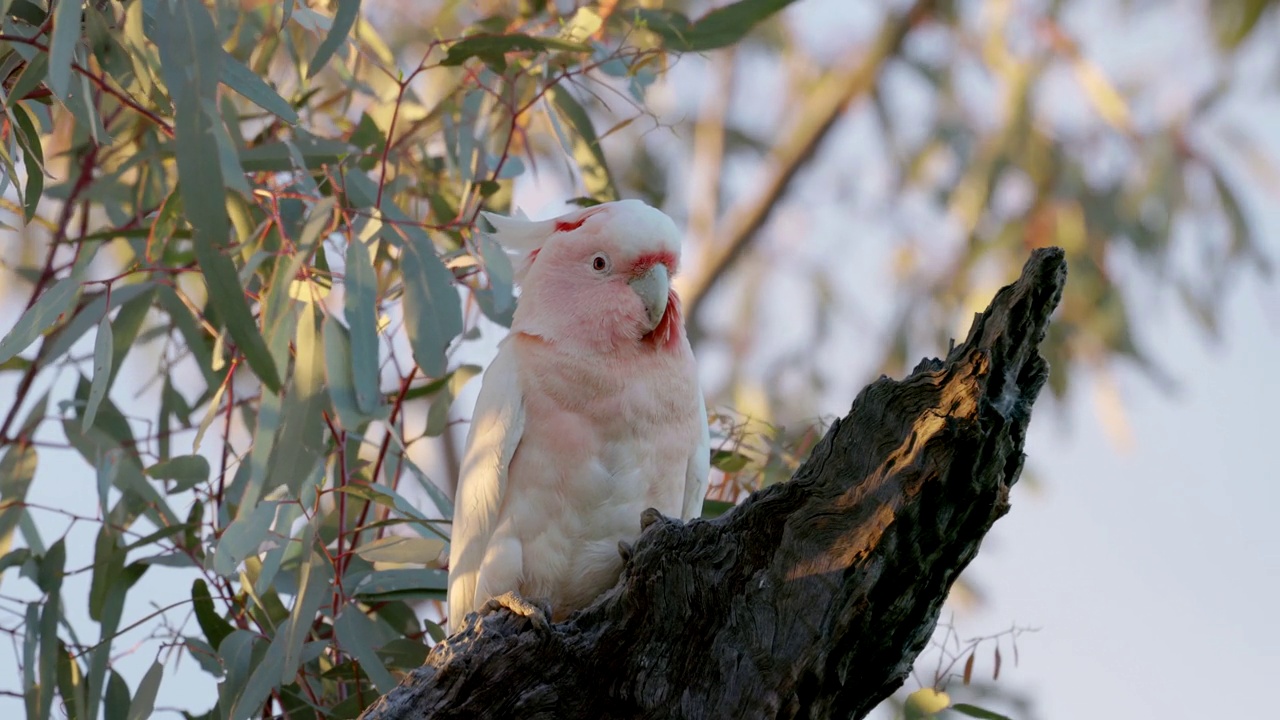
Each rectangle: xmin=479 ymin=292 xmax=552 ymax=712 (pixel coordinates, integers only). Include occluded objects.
xmin=360 ymin=248 xmax=1067 ymax=720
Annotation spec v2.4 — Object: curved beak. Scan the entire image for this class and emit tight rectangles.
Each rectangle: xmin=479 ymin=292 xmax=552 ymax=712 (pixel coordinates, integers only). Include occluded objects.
xmin=628 ymin=263 xmax=670 ymax=333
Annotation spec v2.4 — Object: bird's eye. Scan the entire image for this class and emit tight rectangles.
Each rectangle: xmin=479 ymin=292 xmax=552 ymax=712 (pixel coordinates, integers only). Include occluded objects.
xmin=591 ymin=253 xmax=611 ymax=273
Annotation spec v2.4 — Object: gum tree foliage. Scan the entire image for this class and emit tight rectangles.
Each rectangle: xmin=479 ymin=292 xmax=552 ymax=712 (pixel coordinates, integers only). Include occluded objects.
xmin=0 ymin=1 xmax=800 ymax=718
xmin=0 ymin=0 xmax=1274 ymax=719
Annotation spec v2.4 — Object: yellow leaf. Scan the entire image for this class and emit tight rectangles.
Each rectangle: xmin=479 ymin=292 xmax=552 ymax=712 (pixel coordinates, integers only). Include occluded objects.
xmin=1071 ymin=57 xmax=1131 ymax=133
xmin=904 ymin=687 xmax=951 ymax=719
xmin=562 ymin=7 xmax=604 ymax=42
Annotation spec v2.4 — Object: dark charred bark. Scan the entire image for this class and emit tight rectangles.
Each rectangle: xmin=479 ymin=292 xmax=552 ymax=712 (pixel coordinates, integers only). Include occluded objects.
xmin=360 ymin=248 xmax=1067 ymax=720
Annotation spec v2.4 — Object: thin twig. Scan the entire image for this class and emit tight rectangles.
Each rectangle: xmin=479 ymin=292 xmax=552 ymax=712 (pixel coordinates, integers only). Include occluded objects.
xmin=0 ymin=34 xmax=175 ymax=137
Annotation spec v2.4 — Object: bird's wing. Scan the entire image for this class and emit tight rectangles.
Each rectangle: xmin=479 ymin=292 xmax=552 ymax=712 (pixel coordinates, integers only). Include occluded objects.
xmin=446 ymin=339 xmax=526 ymax=633
xmin=681 ymin=390 xmax=712 ymax=521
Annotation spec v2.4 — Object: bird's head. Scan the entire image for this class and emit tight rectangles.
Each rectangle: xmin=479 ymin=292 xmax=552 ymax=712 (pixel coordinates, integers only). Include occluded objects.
xmin=481 ymin=199 xmax=686 ymax=352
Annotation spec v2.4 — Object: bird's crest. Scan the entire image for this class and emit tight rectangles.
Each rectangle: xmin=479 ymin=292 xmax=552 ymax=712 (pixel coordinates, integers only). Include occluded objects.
xmin=480 ymin=205 xmax=606 ymax=282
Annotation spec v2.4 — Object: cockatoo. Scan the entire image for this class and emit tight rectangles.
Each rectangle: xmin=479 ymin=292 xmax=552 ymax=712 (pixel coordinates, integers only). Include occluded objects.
xmin=446 ymin=199 xmax=710 ymax=634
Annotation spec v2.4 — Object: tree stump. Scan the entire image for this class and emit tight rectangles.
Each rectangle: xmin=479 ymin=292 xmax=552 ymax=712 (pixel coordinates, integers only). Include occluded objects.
xmin=359 ymin=247 xmax=1067 ymax=720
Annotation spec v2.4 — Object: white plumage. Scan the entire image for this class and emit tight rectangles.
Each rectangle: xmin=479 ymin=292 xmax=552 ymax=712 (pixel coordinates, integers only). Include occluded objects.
xmin=446 ymin=199 xmax=710 ymax=633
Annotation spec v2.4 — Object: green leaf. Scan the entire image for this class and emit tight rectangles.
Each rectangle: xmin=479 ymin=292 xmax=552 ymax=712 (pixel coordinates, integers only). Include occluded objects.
xmin=94 ymin=448 xmax=119 ymax=517
xmin=11 ymin=102 xmax=44 ymax=223
xmin=333 ymin=483 xmax=446 ymax=539
xmin=308 ymin=0 xmax=360 ymax=77
xmin=88 ymin=574 xmax=129 ymax=720
xmin=106 ymin=285 xmax=156 ymax=386
xmin=0 ymin=276 xmax=81 ymax=365
xmin=400 ymin=449 xmax=456 ymax=523
xmin=344 ymin=237 xmax=381 ymax=413
xmin=103 ymin=669 xmax=131 ymax=720
xmin=423 ymin=362 xmax=479 ymax=437
xmin=323 ymin=316 xmax=383 ymax=429
xmin=218 ymin=629 xmax=268 ymax=720
xmin=951 ymin=703 xmax=1014 ymax=720
xmin=700 ymin=498 xmax=736 ymax=519
xmin=251 ymin=503 xmax=303 ymax=598
xmin=711 ymin=448 xmax=751 ymax=473
xmin=37 ymin=540 xmax=66 ymax=720
xmin=399 ymin=232 xmax=462 ymax=378
xmin=82 ymin=312 xmax=114 ymax=431
xmin=210 ymin=97 xmax=252 ymax=196
xmin=43 ymin=283 xmax=155 ymax=366
xmin=1211 ymin=0 xmax=1273 ymax=49
xmin=55 ymin=641 xmax=86 ymax=720
xmin=0 ymin=548 xmax=31 ymax=574
xmin=277 ymin=552 xmax=332 ymax=683
xmin=634 ymin=0 xmax=798 ymax=52
xmin=236 ymin=136 xmax=351 ymax=171
xmin=0 ymin=443 xmax=37 ymax=560
xmin=548 ymin=86 xmax=618 ymax=201
xmin=125 ymin=661 xmax=162 ymax=720
xmin=334 ymin=606 xmax=397 ymax=693
xmin=233 ymin=385 xmax=282 ymax=511
xmin=474 ymin=232 xmax=515 ymax=326
xmin=353 ymin=535 xmax=445 ymax=564
xmin=191 ymin=579 xmax=235 ymax=651
xmin=156 ymin=0 xmax=281 ymax=392
xmin=212 ymin=500 xmax=276 ymax=576
xmin=197 ymin=219 xmax=282 ymax=390
xmin=376 ymin=637 xmax=431 ymax=671
xmin=442 ymin=33 xmax=590 ymax=68
xmin=353 ymin=568 xmax=447 ymax=600
xmin=22 ymin=602 xmax=38 ymax=718
xmin=191 ymin=371 xmax=227 ymax=453
xmin=182 ymin=636 xmax=222 ymax=679
xmin=67 ymin=70 xmax=110 ymax=143
xmin=8 ymin=52 xmax=48 ymax=108
xmin=219 ymin=49 xmax=298 ymax=123
xmin=145 ymin=454 xmax=211 ymax=493
xmin=87 ymin=526 xmax=124 ymax=622
xmin=64 ymin=413 xmax=178 ymax=530
xmin=47 ymin=0 xmax=81 ymax=98
xmin=268 ymin=303 xmax=327 ymax=495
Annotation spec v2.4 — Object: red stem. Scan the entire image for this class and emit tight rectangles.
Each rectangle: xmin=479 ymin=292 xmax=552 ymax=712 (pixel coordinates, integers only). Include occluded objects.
xmin=0 ymin=34 xmax=175 ymax=137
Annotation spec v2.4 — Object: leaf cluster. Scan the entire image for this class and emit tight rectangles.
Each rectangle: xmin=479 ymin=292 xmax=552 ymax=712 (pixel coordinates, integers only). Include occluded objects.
xmin=0 ymin=1 xmax=790 ymax=718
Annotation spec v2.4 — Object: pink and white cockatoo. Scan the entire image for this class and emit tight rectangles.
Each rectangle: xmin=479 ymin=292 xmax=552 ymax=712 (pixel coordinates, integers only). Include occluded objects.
xmin=445 ymin=199 xmax=710 ymax=633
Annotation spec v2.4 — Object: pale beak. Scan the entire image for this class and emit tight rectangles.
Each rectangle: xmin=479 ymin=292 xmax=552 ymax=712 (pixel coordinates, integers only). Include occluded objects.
xmin=628 ymin=263 xmax=669 ymax=333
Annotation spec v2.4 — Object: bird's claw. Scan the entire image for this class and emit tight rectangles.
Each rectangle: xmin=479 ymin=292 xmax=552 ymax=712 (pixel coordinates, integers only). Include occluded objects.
xmin=617 ymin=539 xmax=634 ymax=563
xmin=482 ymin=591 xmax=551 ymax=632
xmin=640 ymin=507 xmax=666 ymax=530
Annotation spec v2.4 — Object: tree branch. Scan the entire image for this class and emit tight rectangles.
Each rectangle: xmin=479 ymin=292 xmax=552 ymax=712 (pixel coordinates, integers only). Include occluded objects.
xmin=358 ymin=247 xmax=1066 ymax=719
xmin=681 ymin=0 xmax=936 ymax=324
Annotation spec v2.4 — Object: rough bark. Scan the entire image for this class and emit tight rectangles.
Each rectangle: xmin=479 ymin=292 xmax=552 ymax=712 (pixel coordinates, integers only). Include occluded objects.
xmin=360 ymin=248 xmax=1067 ymax=720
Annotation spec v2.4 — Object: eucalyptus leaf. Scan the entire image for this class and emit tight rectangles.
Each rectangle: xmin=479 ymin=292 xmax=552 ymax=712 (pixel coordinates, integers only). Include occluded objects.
xmin=399 ymin=232 xmax=463 ymax=378
xmin=333 ymin=606 xmax=397 ymax=693
xmin=82 ymin=312 xmax=114 ymax=431
xmin=125 ymin=661 xmax=163 ymax=720
xmin=145 ymin=454 xmax=211 ymax=493
xmin=219 ymin=49 xmax=298 ymax=123
xmin=47 ymin=0 xmax=81 ymax=98
xmin=353 ymin=535 xmax=445 ymax=564
xmin=308 ymin=0 xmax=360 ymax=77
xmin=344 ymin=236 xmax=381 ymax=412
xmin=0 ymin=277 xmax=81 ymax=365
xmin=632 ymin=0 xmax=798 ymax=52
xmin=156 ymin=0 xmax=280 ymax=392
xmin=548 ymin=86 xmax=618 ymax=202
xmin=0 ymin=444 xmax=37 ymax=560
xmin=191 ymin=579 xmax=235 ymax=651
